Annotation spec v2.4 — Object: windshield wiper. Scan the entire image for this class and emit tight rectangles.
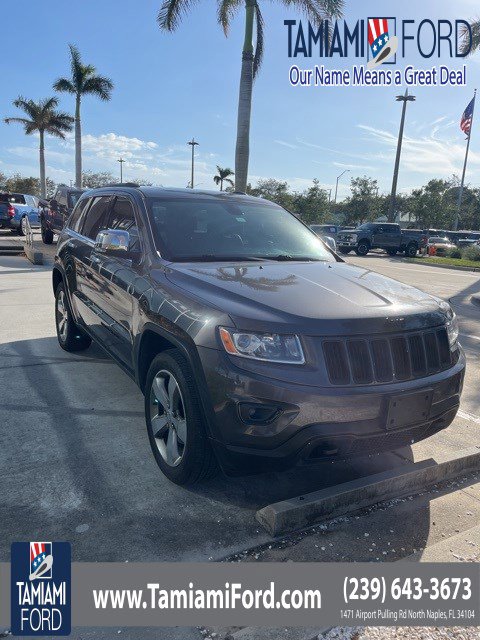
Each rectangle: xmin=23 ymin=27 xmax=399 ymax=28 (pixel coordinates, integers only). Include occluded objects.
xmin=174 ymin=254 xmax=264 ymax=262
xmin=259 ymin=254 xmax=325 ymax=262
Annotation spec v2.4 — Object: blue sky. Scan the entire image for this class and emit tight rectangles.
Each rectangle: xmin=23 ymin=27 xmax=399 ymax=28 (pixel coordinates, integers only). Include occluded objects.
xmin=1 ymin=0 xmax=480 ymax=200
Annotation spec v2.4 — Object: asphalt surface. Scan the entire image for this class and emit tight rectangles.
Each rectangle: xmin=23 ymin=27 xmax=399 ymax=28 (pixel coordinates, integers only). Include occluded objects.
xmin=1 ymin=234 xmax=479 ymax=639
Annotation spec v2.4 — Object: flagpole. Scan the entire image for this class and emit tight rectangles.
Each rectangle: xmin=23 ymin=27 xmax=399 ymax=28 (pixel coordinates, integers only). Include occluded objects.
xmin=454 ymin=89 xmax=476 ymax=231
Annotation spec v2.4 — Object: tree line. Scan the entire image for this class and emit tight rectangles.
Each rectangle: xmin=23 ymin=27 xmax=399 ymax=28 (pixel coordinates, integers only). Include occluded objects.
xmin=246 ymin=175 xmax=480 ymax=231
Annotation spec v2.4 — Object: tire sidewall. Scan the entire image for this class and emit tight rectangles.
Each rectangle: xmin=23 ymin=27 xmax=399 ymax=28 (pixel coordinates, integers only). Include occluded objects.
xmin=145 ymin=351 xmax=212 ymax=485
xmin=407 ymin=244 xmax=417 ymax=257
xmin=356 ymin=242 xmax=369 ymax=256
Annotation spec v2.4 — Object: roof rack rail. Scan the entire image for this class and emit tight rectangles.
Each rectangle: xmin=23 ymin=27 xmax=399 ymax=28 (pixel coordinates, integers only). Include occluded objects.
xmin=105 ymin=182 xmax=140 ymax=188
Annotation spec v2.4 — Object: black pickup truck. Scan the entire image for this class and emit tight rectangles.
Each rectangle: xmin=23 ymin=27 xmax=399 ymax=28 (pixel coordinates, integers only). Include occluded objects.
xmin=337 ymin=223 xmax=427 ymax=257
xmin=39 ymin=185 xmax=85 ymax=244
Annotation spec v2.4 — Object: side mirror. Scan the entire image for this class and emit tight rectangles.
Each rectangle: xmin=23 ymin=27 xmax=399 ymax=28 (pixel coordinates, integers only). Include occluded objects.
xmin=95 ymin=229 xmax=133 ymax=256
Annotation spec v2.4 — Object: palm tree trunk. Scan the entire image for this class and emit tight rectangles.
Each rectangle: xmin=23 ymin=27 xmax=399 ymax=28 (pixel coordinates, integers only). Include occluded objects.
xmin=234 ymin=0 xmax=255 ymax=193
xmin=39 ymin=129 xmax=46 ymax=198
xmin=75 ymin=94 xmax=82 ymax=188
xmin=220 ymin=178 xmax=223 ymax=191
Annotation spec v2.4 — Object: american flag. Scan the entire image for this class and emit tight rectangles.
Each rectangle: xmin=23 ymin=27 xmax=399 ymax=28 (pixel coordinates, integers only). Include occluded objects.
xmin=460 ymin=96 xmax=475 ymax=137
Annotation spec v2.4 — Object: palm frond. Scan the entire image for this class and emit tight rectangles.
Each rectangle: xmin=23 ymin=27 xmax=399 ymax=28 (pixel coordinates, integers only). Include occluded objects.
xmin=68 ymin=43 xmax=84 ymax=89
xmin=217 ymin=0 xmax=242 ymax=35
xmin=224 ymin=177 xmax=234 ymax=187
xmin=158 ymin=0 xmax=199 ymax=31
xmin=213 ymin=175 xmax=221 ymax=185
xmin=461 ymin=19 xmax=480 ymax=55
xmin=253 ymin=1 xmax=264 ymax=78
xmin=82 ymin=75 xmax=114 ymax=101
xmin=5 ymin=96 xmax=73 ymax=137
xmin=53 ymin=77 xmax=76 ymax=94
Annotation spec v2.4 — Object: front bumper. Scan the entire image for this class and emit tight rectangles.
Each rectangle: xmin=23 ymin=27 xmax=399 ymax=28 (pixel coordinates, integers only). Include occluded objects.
xmin=198 ymin=346 xmax=466 ymax=475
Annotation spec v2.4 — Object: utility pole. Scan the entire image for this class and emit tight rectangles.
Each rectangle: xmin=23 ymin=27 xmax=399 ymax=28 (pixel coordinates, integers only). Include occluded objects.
xmin=334 ymin=170 xmax=350 ymax=203
xmin=454 ymin=90 xmax=476 ymax=231
xmin=188 ymin=138 xmax=199 ymax=188
xmin=118 ymin=158 xmax=125 ymax=183
xmin=388 ymin=88 xmax=416 ymax=222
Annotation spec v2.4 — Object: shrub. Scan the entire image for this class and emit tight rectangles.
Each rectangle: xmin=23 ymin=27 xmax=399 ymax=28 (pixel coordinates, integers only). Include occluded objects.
xmin=462 ymin=245 xmax=480 ymax=262
xmin=446 ymin=247 xmax=462 ymax=259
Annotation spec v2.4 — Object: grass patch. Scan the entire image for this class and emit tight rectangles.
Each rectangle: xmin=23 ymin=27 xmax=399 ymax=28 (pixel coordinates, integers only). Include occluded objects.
xmin=406 ymin=256 xmax=480 ymax=269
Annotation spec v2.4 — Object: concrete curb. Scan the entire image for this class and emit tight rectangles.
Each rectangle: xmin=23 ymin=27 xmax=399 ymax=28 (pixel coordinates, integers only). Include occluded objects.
xmin=256 ymin=447 xmax=480 ymax=537
xmin=405 ymin=258 xmax=480 ymax=272
xmin=24 ymin=245 xmax=43 ymax=265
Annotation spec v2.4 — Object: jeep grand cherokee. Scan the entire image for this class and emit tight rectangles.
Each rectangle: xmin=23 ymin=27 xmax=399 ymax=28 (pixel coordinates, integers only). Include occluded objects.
xmin=52 ymin=186 xmax=465 ymax=485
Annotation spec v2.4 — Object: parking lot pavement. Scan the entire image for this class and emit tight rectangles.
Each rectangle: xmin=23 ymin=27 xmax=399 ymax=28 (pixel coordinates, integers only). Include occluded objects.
xmin=0 ymin=249 xmax=479 ymax=568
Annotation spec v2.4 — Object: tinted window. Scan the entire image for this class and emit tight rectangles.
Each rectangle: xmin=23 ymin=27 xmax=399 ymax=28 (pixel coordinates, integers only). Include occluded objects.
xmin=147 ymin=197 xmax=334 ymax=262
xmin=107 ymin=197 xmax=140 ymax=251
xmin=68 ymin=191 xmax=83 ymax=209
xmin=10 ymin=194 xmax=26 ymax=205
xmin=68 ymin=197 xmax=91 ymax=232
xmin=384 ymin=226 xmax=398 ymax=234
xmin=81 ymin=196 xmax=111 ymax=240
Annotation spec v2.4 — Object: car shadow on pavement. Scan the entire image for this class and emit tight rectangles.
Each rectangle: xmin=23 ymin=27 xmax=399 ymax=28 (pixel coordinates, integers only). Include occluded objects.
xmin=0 ymin=334 xmax=432 ymax=563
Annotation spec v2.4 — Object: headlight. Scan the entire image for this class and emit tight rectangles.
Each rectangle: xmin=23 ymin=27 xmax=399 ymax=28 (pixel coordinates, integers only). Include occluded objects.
xmin=446 ymin=313 xmax=459 ymax=350
xmin=219 ymin=327 xmax=305 ymax=364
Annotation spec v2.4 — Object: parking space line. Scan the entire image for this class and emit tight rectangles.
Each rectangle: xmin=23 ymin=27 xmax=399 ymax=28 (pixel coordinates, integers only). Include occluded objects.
xmin=461 ymin=333 xmax=480 ymax=341
xmin=458 ymin=409 xmax=480 ymax=425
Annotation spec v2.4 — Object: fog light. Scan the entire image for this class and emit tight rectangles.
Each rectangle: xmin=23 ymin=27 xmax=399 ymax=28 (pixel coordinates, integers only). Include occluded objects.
xmin=238 ymin=403 xmax=280 ymax=425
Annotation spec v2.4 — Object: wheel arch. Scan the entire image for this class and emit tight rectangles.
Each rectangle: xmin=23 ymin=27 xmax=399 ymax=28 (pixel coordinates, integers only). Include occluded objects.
xmin=135 ymin=324 xmax=218 ymax=439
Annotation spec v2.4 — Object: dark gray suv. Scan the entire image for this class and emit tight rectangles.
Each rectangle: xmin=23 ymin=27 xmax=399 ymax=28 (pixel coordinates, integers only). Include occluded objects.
xmin=52 ymin=187 xmax=465 ymax=485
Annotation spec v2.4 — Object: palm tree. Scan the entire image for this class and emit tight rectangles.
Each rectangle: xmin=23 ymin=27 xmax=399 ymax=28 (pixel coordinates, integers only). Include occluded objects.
xmin=461 ymin=20 xmax=480 ymax=54
xmin=158 ymin=1 xmax=344 ymax=193
xmin=213 ymin=165 xmax=234 ymax=190
xmin=4 ymin=97 xmax=73 ymax=198
xmin=53 ymin=44 xmax=113 ymax=188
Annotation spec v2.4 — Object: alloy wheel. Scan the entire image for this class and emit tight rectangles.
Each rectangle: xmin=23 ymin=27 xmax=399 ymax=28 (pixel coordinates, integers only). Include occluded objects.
xmin=56 ymin=290 xmax=68 ymax=342
xmin=149 ymin=370 xmax=187 ymax=467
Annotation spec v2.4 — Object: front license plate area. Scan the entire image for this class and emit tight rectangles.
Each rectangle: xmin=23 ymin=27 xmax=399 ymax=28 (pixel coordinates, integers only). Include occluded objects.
xmin=386 ymin=390 xmax=433 ymax=430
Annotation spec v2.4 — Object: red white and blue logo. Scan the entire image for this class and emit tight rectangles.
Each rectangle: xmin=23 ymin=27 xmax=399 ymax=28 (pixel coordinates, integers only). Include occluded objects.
xmin=29 ymin=541 xmax=53 ymax=580
xmin=367 ymin=17 xmax=399 ymax=68
xmin=11 ymin=541 xmax=71 ymax=635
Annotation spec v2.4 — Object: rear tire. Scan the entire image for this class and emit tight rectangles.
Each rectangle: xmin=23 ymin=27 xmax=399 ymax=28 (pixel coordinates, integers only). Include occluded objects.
xmin=41 ymin=222 xmax=54 ymax=244
xmin=17 ymin=217 xmax=25 ymax=236
xmin=145 ymin=350 xmax=219 ymax=485
xmin=355 ymin=241 xmax=369 ymax=256
xmin=55 ymin=282 xmax=92 ymax=352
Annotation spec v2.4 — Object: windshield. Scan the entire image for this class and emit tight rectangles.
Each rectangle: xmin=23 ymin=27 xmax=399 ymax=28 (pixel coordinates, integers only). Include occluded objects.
xmin=355 ymin=223 xmax=373 ymax=230
xmin=68 ymin=192 xmax=83 ymax=208
xmin=147 ymin=197 xmax=335 ymax=262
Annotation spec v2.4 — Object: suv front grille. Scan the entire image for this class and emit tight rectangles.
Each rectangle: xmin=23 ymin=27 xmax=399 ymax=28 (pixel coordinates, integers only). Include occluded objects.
xmin=322 ymin=327 xmax=452 ymax=386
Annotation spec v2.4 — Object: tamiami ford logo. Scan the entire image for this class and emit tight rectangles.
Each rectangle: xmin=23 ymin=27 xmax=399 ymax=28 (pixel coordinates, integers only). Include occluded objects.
xmin=11 ymin=541 xmax=71 ymax=635
xmin=285 ymin=16 xmax=471 ymax=87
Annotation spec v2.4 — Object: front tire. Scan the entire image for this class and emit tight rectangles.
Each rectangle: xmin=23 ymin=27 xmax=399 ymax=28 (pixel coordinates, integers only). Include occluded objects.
xmin=406 ymin=243 xmax=417 ymax=257
xmin=355 ymin=241 xmax=369 ymax=256
xmin=55 ymin=282 xmax=92 ymax=352
xmin=145 ymin=350 xmax=218 ymax=485
xmin=41 ymin=222 xmax=54 ymax=245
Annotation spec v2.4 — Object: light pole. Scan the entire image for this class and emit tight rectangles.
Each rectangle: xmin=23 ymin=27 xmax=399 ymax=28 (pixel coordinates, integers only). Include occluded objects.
xmin=388 ymin=88 xmax=416 ymax=222
xmin=334 ymin=169 xmax=350 ymax=203
xmin=188 ymin=138 xmax=199 ymax=188
xmin=118 ymin=158 xmax=125 ymax=183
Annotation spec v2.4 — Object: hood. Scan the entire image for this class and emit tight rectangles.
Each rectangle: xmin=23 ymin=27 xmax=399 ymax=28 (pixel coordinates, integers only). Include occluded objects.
xmin=163 ymin=260 xmax=449 ymax=336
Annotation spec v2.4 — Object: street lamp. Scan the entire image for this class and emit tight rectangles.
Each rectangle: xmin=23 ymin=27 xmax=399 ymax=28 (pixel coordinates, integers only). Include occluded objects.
xmin=188 ymin=138 xmax=199 ymax=188
xmin=334 ymin=169 xmax=350 ymax=203
xmin=117 ymin=158 xmax=125 ymax=183
xmin=388 ymin=88 xmax=416 ymax=221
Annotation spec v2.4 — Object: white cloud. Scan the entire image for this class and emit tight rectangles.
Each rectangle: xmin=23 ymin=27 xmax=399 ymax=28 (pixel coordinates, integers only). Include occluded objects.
xmin=357 ymin=123 xmax=480 ymax=178
xmin=274 ymin=139 xmax=298 ymax=149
